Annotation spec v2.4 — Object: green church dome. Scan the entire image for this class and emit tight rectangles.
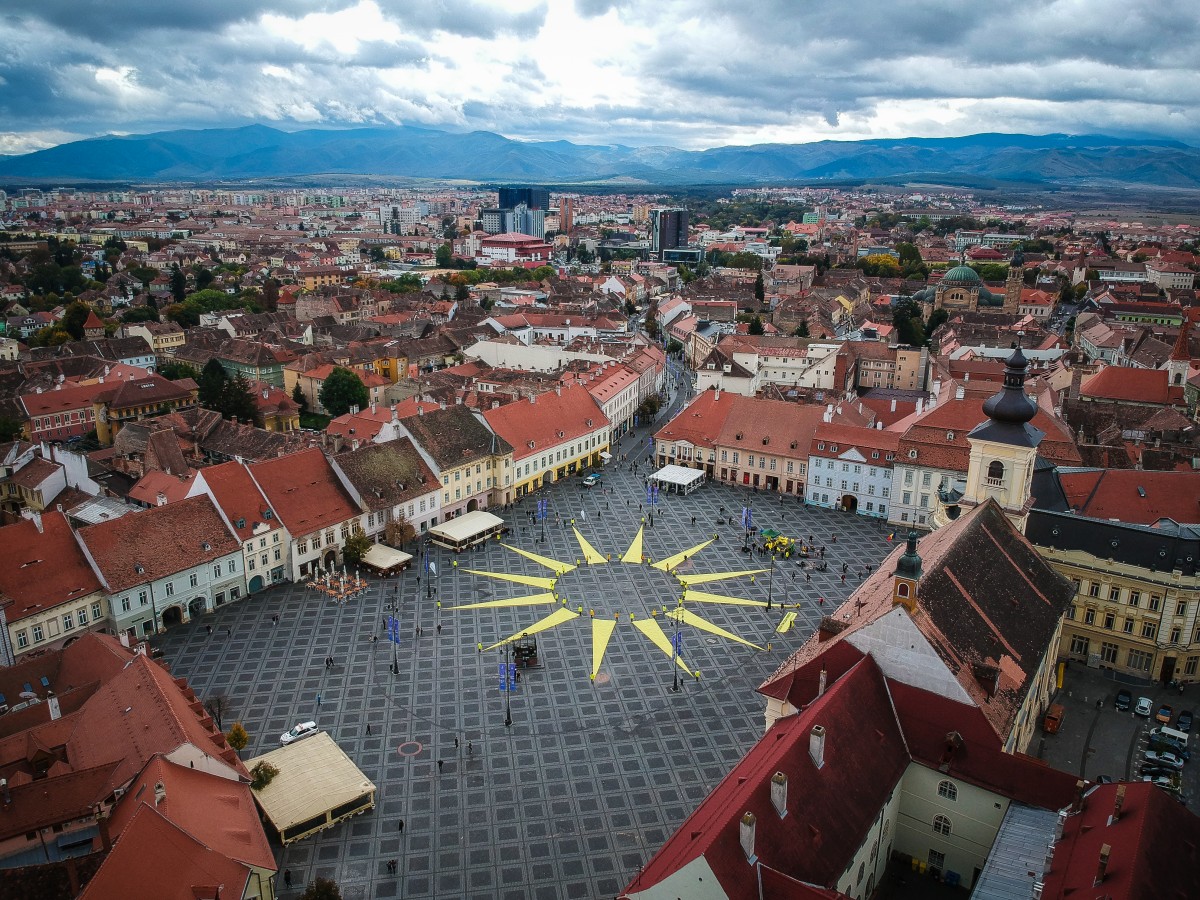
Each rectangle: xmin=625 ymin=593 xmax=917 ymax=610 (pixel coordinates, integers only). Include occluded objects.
xmin=942 ymin=265 xmax=982 ymax=285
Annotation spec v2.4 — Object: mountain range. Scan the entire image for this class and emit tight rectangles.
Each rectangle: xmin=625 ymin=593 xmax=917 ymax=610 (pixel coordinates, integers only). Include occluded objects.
xmin=1 ymin=125 xmax=1199 ymax=188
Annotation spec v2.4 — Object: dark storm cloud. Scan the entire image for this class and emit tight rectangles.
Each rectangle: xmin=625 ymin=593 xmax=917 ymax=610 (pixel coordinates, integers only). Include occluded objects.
xmin=0 ymin=0 xmax=1198 ymax=155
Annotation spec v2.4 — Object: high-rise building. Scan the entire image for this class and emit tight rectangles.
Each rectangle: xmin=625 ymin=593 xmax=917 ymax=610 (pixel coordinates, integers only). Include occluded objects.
xmin=559 ymin=197 xmax=574 ymax=234
xmin=498 ymin=187 xmax=550 ymax=211
xmin=505 ymin=203 xmax=546 ymax=240
xmin=650 ymin=208 xmax=689 ymax=257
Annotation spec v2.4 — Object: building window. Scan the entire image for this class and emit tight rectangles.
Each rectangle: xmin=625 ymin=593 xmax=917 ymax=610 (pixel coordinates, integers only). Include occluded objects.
xmin=1178 ymin=601 xmax=1189 ymax=618
xmin=1088 ymin=583 xmax=1100 ymax=597
xmin=1129 ymin=591 xmax=1140 ymax=608
xmin=1109 ymin=587 xmax=1121 ymax=602
xmin=1128 ymin=649 xmax=1153 ymax=672
xmin=937 ymin=780 xmax=957 ymax=801
xmin=932 ymin=815 xmax=952 ymax=836
xmin=1084 ymin=608 xmax=1096 ymax=625
xmin=1171 ymin=627 xmax=1182 ymax=644
xmin=189 ymin=572 xmax=198 ymax=587
xmin=1124 ymin=618 xmax=1135 ymax=634
xmin=16 ymin=630 xmax=28 ymax=649
xmin=92 ymin=602 xmax=103 ymax=620
xmin=1100 ymin=642 xmax=1119 ymax=664
xmin=1103 ymin=612 xmax=1115 ymax=630
xmin=986 ymin=460 xmax=1004 ymax=484
xmin=1070 ymin=635 xmax=1089 ymax=656
xmin=1186 ymin=657 xmax=1199 ymax=676
xmin=62 ymin=613 xmax=74 ymax=632
xmin=32 ymin=624 xmax=44 ymax=643
xmin=77 ymin=608 xmax=88 ymax=627
xmin=928 ymin=849 xmax=945 ymax=869
xmin=1150 ymin=595 xmax=1161 ymax=612
xmin=1142 ymin=622 xmax=1158 ymax=640
xmin=121 ymin=597 xmax=132 ymax=612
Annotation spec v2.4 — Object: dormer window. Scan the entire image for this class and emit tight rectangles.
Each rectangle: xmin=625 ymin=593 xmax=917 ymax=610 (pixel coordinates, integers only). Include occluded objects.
xmin=872 ymin=451 xmax=879 ymax=459
xmin=946 ymin=431 xmax=955 ymax=441
xmin=909 ymin=449 xmax=918 ymax=459
xmin=817 ymin=443 xmax=824 ymax=451
xmin=235 ymin=518 xmax=246 ymax=529
xmin=830 ymin=445 xmax=838 ymax=452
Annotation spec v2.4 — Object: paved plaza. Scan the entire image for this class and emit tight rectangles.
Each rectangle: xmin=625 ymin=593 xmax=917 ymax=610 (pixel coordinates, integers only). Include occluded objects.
xmin=153 ymin=442 xmax=899 ymax=899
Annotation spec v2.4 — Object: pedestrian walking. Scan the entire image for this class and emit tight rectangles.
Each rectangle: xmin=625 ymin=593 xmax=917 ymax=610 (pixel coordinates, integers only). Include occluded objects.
xmin=437 ymin=759 xmax=444 ymax=773
xmin=316 ymin=693 xmax=322 ymax=706
xmin=398 ymin=818 xmax=405 ymax=833
xmin=468 ymin=740 xmax=473 ymax=754
xmin=284 ymin=869 xmax=292 ymax=888
xmin=206 ymin=625 xmax=213 ymax=636
xmin=454 ymin=737 xmax=460 ymax=750
xmin=436 ymin=622 xmax=442 ymax=634
xmin=366 ymin=723 xmax=372 ymax=735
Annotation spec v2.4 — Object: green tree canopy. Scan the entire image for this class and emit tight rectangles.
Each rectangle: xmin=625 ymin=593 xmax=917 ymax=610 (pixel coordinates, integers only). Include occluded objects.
xmin=319 ymin=367 xmax=370 ymax=417
xmin=220 ymin=374 xmax=261 ymax=426
xmin=226 ymin=722 xmax=249 ymax=753
xmin=343 ymin=530 xmax=372 ymax=565
xmin=754 ymin=271 xmax=765 ymax=303
xmin=747 ymin=314 xmax=765 ymax=335
xmin=122 ymin=304 xmax=160 ymax=324
xmin=170 ymin=266 xmax=187 ymax=303
xmin=61 ymin=300 xmax=95 ymax=340
xmin=435 ymin=243 xmax=453 ymax=267
xmin=292 ymin=383 xmax=309 ymax=413
xmin=299 ymin=878 xmax=343 ymax=900
xmin=197 ymin=359 xmax=229 ymax=408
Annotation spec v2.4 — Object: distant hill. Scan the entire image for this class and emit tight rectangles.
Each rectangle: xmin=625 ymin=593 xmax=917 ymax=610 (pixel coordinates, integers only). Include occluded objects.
xmin=1 ymin=125 xmax=1198 ymax=188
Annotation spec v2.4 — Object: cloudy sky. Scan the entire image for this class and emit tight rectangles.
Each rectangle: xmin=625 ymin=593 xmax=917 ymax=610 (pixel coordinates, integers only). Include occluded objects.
xmin=2 ymin=0 xmax=1198 ymax=155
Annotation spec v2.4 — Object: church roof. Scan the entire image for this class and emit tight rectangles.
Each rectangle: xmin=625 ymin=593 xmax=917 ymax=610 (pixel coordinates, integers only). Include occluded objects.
xmin=942 ymin=265 xmax=983 ymax=285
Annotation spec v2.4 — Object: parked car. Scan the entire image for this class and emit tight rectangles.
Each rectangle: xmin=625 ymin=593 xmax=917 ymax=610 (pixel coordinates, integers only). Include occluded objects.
xmin=1143 ymin=775 xmax=1178 ymax=790
xmin=1114 ymin=689 xmax=1133 ymax=711
xmin=1178 ymin=710 xmax=1193 ymax=733
xmin=1157 ymin=704 xmax=1174 ymax=724
xmin=1148 ymin=736 xmax=1190 ymax=760
xmin=1143 ymin=750 xmax=1185 ymax=770
xmin=1135 ymin=697 xmax=1153 ymax=717
xmin=1140 ymin=764 xmax=1177 ymax=778
xmin=280 ymin=721 xmax=320 ymax=745
xmin=582 ymin=472 xmax=602 ymax=487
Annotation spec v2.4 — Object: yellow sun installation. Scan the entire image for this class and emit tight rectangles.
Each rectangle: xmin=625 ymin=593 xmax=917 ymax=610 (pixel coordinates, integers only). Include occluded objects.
xmin=452 ymin=526 xmax=770 ymax=682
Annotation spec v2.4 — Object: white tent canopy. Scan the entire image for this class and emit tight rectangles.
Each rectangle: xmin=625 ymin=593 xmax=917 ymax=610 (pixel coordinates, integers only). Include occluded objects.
xmin=650 ymin=464 xmax=706 ymax=494
xmin=360 ymin=543 xmax=412 ymax=575
xmin=428 ymin=509 xmax=506 ymax=549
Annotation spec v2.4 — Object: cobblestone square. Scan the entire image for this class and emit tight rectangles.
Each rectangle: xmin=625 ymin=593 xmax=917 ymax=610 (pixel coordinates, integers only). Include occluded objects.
xmin=154 ymin=448 xmax=898 ymax=899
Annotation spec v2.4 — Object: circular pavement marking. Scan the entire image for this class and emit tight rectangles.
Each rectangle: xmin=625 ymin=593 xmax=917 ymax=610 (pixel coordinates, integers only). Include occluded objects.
xmin=397 ymin=741 xmax=423 ymax=757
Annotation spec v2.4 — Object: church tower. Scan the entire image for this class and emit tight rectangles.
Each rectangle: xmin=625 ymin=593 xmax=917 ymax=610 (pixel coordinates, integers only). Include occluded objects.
xmin=957 ymin=344 xmax=1044 ymax=532
xmin=891 ymin=531 xmax=922 ymax=612
xmin=1167 ymin=308 xmax=1196 ymax=389
xmin=1002 ymin=247 xmax=1024 ymax=315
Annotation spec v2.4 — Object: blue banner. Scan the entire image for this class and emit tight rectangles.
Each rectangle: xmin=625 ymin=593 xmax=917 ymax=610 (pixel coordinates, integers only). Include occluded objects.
xmin=387 ymin=615 xmax=401 ymax=644
xmin=670 ymin=631 xmax=683 ymax=656
xmin=499 ymin=662 xmax=518 ymax=691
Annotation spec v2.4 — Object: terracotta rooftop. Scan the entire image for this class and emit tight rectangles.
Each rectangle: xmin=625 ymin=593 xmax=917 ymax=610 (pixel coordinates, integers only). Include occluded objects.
xmin=0 ymin=512 xmax=104 ymax=623
xmin=483 ymin=385 xmax=609 ymax=462
xmin=79 ymin=496 xmax=240 ymax=594
xmin=331 ymin=439 xmax=438 ymax=510
xmin=249 ymin=447 xmax=361 ymax=538
xmin=1081 ymin=366 xmax=1184 ymax=405
xmin=1058 ymin=468 xmax=1200 ymax=525
xmin=191 ymin=459 xmax=277 ymax=542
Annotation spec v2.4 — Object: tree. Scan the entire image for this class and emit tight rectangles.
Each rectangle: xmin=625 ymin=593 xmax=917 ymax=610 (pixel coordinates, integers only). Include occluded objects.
xmin=385 ymin=515 xmax=416 ymax=549
xmin=226 ymin=722 xmax=249 ymax=753
xmin=122 ymin=304 xmax=160 ymax=324
xmin=926 ymin=308 xmax=949 ymax=338
xmin=204 ymin=693 xmax=232 ymax=731
xmin=61 ymin=300 xmax=94 ymax=340
xmin=197 ymin=359 xmax=229 ymax=409
xmin=158 ymin=361 xmax=194 ymax=381
xmin=193 ymin=266 xmax=215 ymax=291
xmin=0 ymin=416 xmax=24 ymax=442
xmin=319 ymin=367 xmax=369 ymax=417
xmin=262 ymin=277 xmax=279 ymax=312
xmin=858 ymin=254 xmax=901 ymax=278
xmin=299 ymin=878 xmax=343 ymax=900
xmin=891 ymin=300 xmax=926 ymax=347
xmin=292 ymin=383 xmax=309 ymax=413
xmin=220 ymin=374 xmax=261 ymax=426
xmin=435 ymin=243 xmax=453 ymax=268
xmin=748 ymin=315 xmax=765 ymax=335
xmin=343 ymin=530 xmax=372 ymax=565
xmin=455 ymin=282 xmax=470 ymax=303
xmin=250 ymin=761 xmax=280 ymax=791
xmin=794 ymin=319 xmax=810 ymax=338
xmin=754 ymin=271 xmax=765 ymax=303
xmin=170 ymin=266 xmax=187 ymax=303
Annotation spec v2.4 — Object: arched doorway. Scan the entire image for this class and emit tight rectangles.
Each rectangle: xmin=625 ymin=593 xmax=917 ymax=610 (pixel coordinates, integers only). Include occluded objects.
xmin=249 ymin=575 xmax=264 ymax=593
xmin=841 ymin=495 xmax=858 ymax=513
xmin=188 ymin=597 xmax=206 ymax=619
xmin=467 ymin=498 xmax=479 ymax=513
xmin=323 ymin=549 xmax=338 ymax=570
xmin=162 ymin=606 xmax=184 ymax=628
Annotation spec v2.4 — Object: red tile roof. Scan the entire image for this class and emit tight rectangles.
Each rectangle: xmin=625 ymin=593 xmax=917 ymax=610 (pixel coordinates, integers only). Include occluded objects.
xmin=0 ymin=512 xmax=104 ymax=623
xmin=127 ymin=468 xmax=195 ymax=508
xmin=79 ymin=496 xmax=240 ymax=593
xmin=653 ymin=388 xmax=737 ymax=450
xmin=80 ymin=804 xmax=251 ymax=900
xmin=1081 ymin=366 xmax=1184 ymax=405
xmin=1058 ymin=468 xmax=1200 ymax=524
xmin=810 ymin=423 xmax=901 ymax=457
xmin=482 ymin=385 xmax=609 ymax=462
xmin=192 ymin=460 xmax=276 ymax=542
xmin=249 ymin=447 xmax=361 ymax=537
xmin=628 ymin=656 xmax=908 ymax=898
xmin=107 ymin=754 xmax=273 ymax=870
xmin=1040 ymin=782 xmax=1200 ymax=900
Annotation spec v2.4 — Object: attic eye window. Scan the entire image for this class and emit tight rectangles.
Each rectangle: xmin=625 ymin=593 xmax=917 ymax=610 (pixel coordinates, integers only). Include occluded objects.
xmin=946 ymin=431 xmax=955 ymax=441
xmin=762 ymin=437 xmax=769 ymax=446
xmin=909 ymin=449 xmax=918 ymax=459
xmin=264 ymin=510 xmax=273 ymax=519
xmin=202 ymin=542 xmax=211 ymax=551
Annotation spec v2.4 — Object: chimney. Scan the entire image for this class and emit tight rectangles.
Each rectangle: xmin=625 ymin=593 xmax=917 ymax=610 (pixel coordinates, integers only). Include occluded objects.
xmin=262 ymin=389 xmax=269 ymax=399
xmin=954 ymin=385 xmax=965 ymax=400
xmin=154 ymin=781 xmax=166 ymax=806
xmin=1094 ymin=843 xmax=1111 ymax=886
xmin=417 ymin=405 xmax=424 ymax=416
xmin=890 ymin=398 xmax=897 ymax=413
xmin=770 ymin=772 xmax=788 ymax=818
xmin=370 ymin=402 xmax=377 ymax=415
xmin=809 ymin=725 xmax=826 ymax=769
xmin=156 ymin=491 xmax=167 ymax=507
xmin=714 ymin=387 xmax=721 ymax=400
xmin=818 ymin=666 xmax=827 ymax=697
xmin=932 ymin=378 xmax=942 ymax=396
xmin=739 ymin=812 xmax=756 ymax=862
xmin=823 ymin=403 xmax=832 ymax=423
xmin=1112 ymin=784 xmax=1126 ymax=823
xmin=390 ymin=404 xmax=398 ymax=423
xmin=98 ymin=812 xmax=112 ymax=852
xmin=529 ymin=393 xmax=536 ymax=404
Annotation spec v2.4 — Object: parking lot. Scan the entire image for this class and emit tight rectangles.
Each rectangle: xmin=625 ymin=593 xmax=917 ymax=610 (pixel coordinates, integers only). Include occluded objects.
xmin=152 ymin=431 xmax=899 ymax=899
xmin=1037 ymin=662 xmax=1195 ymax=806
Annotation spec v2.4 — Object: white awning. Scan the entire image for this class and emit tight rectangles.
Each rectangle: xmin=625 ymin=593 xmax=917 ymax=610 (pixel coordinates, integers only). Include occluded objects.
xmin=650 ymin=464 xmax=705 ymax=487
xmin=599 ymin=451 xmax=613 ymax=460
xmin=428 ymin=509 xmax=505 ymax=544
xmin=360 ymin=544 xmax=412 ymax=573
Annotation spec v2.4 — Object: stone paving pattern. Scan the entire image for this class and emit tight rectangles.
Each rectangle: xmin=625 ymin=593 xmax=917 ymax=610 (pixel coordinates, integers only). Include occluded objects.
xmin=154 ymin=427 xmax=898 ymax=899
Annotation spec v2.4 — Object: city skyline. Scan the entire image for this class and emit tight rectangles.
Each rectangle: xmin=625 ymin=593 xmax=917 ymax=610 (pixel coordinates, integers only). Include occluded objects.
xmin=2 ymin=0 xmax=1198 ymax=157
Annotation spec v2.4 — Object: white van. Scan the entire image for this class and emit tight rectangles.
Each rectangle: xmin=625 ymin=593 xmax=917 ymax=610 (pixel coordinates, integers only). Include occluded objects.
xmin=1150 ymin=725 xmax=1189 ymax=748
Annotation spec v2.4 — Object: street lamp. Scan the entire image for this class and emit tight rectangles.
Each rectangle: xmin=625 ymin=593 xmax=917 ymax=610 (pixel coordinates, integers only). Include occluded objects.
xmin=503 ymin=642 xmax=513 ymax=728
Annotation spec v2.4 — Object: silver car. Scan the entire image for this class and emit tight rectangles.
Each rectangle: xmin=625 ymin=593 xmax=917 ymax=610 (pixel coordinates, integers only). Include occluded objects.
xmin=280 ymin=721 xmax=319 ymax=745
